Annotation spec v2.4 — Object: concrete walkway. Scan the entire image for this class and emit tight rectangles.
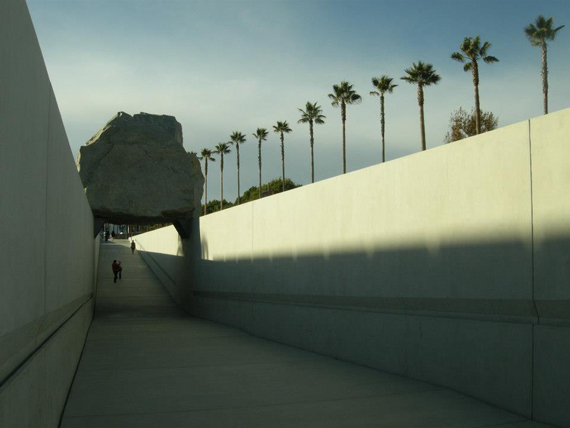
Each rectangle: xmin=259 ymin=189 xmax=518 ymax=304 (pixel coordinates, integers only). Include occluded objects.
xmin=61 ymin=240 xmax=547 ymax=428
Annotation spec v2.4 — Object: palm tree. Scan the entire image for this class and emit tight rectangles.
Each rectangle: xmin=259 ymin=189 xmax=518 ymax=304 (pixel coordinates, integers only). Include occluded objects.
xmin=328 ymin=81 xmax=362 ymax=174
xmin=214 ymin=142 xmax=231 ymax=210
xmin=229 ymin=131 xmax=246 ymax=204
xmin=198 ymin=149 xmax=216 ymax=215
xmin=298 ymin=102 xmax=326 ymax=183
xmin=451 ymin=36 xmax=499 ymax=135
xmin=401 ymin=61 xmax=441 ymax=151
xmin=252 ymin=128 xmax=269 ymax=199
xmin=524 ymin=16 xmax=564 ymax=114
xmin=273 ymin=121 xmax=292 ymax=192
xmin=370 ymin=76 xmax=397 ymax=163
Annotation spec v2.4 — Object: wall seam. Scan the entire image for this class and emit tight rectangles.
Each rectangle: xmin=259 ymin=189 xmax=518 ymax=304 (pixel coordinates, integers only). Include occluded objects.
xmin=251 ymin=202 xmax=255 ymax=327
xmin=0 ymin=296 xmax=91 ymax=390
xmin=528 ymin=118 xmax=538 ymax=421
xmin=57 ymin=314 xmax=93 ymax=427
xmin=43 ymin=87 xmax=52 ymax=317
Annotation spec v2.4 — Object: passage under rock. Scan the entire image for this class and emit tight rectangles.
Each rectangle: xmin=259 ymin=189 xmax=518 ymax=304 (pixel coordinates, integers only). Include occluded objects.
xmin=77 ymin=112 xmax=204 ymax=235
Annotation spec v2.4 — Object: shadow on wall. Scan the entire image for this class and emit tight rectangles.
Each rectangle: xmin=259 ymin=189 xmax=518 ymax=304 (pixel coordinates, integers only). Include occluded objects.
xmin=143 ymin=231 xmax=570 ymax=325
xmin=137 ymin=223 xmax=570 ymax=426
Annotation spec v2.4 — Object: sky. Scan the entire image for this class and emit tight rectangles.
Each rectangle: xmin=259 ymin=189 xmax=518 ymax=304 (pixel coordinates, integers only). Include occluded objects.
xmin=28 ymin=0 xmax=570 ymax=202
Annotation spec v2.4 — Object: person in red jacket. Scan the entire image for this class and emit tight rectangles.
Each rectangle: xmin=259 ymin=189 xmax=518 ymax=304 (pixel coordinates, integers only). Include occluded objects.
xmin=112 ymin=260 xmax=122 ymax=283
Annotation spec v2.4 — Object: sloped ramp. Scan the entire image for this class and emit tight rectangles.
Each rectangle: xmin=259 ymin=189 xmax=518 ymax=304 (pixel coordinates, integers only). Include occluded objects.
xmin=60 ymin=241 xmax=549 ymax=428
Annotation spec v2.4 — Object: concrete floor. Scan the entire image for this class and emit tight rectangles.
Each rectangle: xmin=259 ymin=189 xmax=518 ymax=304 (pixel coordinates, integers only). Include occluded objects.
xmin=61 ymin=240 xmax=549 ymax=428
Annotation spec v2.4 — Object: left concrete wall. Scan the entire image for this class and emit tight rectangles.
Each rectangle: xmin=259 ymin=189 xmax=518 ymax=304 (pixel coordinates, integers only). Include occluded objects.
xmin=0 ymin=0 xmax=98 ymax=426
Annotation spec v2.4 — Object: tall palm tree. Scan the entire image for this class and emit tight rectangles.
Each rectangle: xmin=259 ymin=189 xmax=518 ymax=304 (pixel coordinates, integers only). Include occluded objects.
xmin=328 ymin=81 xmax=361 ymax=174
xmin=298 ymin=102 xmax=326 ymax=183
xmin=214 ymin=142 xmax=231 ymax=210
xmin=252 ymin=128 xmax=269 ymax=199
xmin=524 ymin=15 xmax=564 ymax=114
xmin=273 ymin=121 xmax=292 ymax=192
xmin=401 ymin=61 xmax=441 ymax=151
xmin=198 ymin=149 xmax=216 ymax=215
xmin=451 ymin=36 xmax=499 ymax=135
xmin=229 ymin=131 xmax=246 ymax=204
xmin=370 ymin=76 xmax=397 ymax=163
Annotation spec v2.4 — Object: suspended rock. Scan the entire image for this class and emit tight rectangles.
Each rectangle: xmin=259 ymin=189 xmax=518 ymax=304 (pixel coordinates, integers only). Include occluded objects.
xmin=77 ymin=112 xmax=204 ymax=237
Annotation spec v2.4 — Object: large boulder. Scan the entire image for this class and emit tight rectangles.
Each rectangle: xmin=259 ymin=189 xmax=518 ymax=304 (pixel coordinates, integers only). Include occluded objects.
xmin=77 ymin=112 xmax=204 ymax=236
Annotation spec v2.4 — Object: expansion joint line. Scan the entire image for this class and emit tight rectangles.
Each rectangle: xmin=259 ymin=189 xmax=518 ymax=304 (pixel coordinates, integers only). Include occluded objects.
xmin=44 ymin=87 xmax=52 ymax=316
xmin=528 ymin=119 xmax=538 ymax=421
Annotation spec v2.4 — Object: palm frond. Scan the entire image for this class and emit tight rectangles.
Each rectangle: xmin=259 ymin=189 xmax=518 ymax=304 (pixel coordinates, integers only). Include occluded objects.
xmin=480 ymin=40 xmax=491 ymax=57
xmin=253 ymin=128 xmax=268 ymax=141
xmin=552 ymin=24 xmax=565 ymax=39
xmin=371 ymin=75 xmax=397 ymax=94
xmin=525 ymin=15 xmax=564 ymax=45
xmin=348 ymin=93 xmax=362 ymax=104
xmin=402 ymin=61 xmax=441 ymax=86
xmin=298 ymin=102 xmax=325 ymax=124
xmin=451 ymin=52 xmax=465 ymax=63
xmin=230 ymin=131 xmax=246 ymax=145
xmin=273 ymin=120 xmax=292 ymax=133
xmin=328 ymin=93 xmax=340 ymax=106
xmin=214 ymin=142 xmax=231 ymax=154
xmin=199 ymin=148 xmax=215 ymax=161
xmin=454 ymin=36 xmax=498 ymax=71
xmin=459 ymin=37 xmax=473 ymax=57
xmin=330 ymin=81 xmax=361 ymax=105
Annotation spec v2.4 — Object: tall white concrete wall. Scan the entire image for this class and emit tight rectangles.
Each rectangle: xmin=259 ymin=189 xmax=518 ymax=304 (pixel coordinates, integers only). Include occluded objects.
xmin=530 ymin=111 xmax=570 ymax=427
xmin=136 ymin=108 xmax=570 ymax=428
xmin=0 ymin=0 xmax=98 ymax=426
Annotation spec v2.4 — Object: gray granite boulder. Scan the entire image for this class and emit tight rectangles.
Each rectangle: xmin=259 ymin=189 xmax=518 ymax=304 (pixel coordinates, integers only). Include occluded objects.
xmin=77 ymin=112 xmax=204 ymax=236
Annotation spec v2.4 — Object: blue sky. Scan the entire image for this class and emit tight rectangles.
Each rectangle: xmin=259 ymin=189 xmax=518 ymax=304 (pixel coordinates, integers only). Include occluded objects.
xmin=28 ymin=0 xmax=570 ymax=202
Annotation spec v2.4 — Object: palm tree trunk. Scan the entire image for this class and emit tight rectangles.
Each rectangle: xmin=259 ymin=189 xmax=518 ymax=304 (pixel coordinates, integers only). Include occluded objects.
xmin=236 ymin=144 xmax=240 ymax=205
xmin=418 ymin=85 xmax=426 ymax=151
xmin=204 ymin=161 xmax=208 ymax=216
xmin=258 ymin=140 xmax=262 ymax=199
xmin=473 ymin=62 xmax=481 ymax=134
xmin=341 ymin=102 xmax=346 ymax=174
xmin=309 ymin=121 xmax=315 ymax=183
xmin=380 ymin=94 xmax=385 ymax=163
xmin=542 ymin=43 xmax=548 ymax=115
xmin=281 ymin=133 xmax=285 ymax=192
xmin=220 ymin=155 xmax=224 ymax=210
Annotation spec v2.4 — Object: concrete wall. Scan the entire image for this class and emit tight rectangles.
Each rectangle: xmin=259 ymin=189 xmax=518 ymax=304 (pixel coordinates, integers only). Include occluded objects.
xmin=0 ymin=0 xmax=98 ymax=426
xmin=135 ymin=108 xmax=570 ymax=428
xmin=530 ymin=111 xmax=570 ymax=427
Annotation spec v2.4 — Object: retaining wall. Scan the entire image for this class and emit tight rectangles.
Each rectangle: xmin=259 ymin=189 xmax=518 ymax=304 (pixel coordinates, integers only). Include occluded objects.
xmin=136 ymin=108 xmax=570 ymax=427
xmin=0 ymin=0 xmax=98 ymax=425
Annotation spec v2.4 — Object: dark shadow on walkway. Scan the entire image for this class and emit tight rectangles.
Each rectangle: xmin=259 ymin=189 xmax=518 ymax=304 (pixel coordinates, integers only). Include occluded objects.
xmin=58 ymin=238 xmax=560 ymax=427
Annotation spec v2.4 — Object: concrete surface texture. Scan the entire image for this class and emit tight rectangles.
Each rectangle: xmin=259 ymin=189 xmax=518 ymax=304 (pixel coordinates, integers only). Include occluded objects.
xmin=61 ymin=240 xmax=552 ymax=428
xmin=134 ymin=109 xmax=570 ymax=427
xmin=0 ymin=0 xmax=97 ymax=425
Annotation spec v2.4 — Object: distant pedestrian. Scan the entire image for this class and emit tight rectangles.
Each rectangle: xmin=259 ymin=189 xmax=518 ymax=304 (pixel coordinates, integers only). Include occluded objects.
xmin=112 ymin=259 xmax=122 ymax=283
xmin=131 ymin=240 xmax=136 ymax=255
xmin=111 ymin=231 xmax=116 ymax=240
xmin=105 ymin=231 xmax=109 ymax=242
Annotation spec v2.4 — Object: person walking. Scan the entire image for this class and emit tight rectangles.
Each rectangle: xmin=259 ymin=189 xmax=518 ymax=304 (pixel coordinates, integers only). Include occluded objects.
xmin=130 ymin=240 xmax=136 ymax=255
xmin=112 ymin=259 xmax=122 ymax=283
